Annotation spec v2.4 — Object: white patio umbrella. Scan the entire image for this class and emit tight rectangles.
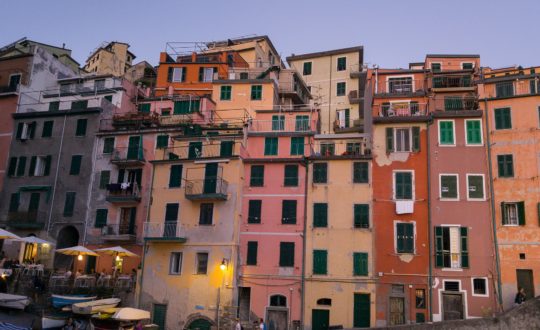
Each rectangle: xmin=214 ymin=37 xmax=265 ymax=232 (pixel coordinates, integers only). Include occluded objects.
xmin=0 ymin=228 xmax=20 ymax=240
xmin=94 ymin=246 xmax=138 ymax=258
xmin=18 ymin=236 xmax=54 ymax=245
xmin=112 ymin=307 xmax=150 ymax=321
xmin=56 ymin=246 xmax=98 ymax=256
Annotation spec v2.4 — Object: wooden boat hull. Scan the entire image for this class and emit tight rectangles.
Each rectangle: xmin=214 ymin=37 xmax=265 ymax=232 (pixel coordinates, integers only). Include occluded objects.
xmin=0 ymin=293 xmax=30 ymax=310
xmin=72 ymin=298 xmax=121 ymax=314
xmin=51 ymin=294 xmax=97 ymax=308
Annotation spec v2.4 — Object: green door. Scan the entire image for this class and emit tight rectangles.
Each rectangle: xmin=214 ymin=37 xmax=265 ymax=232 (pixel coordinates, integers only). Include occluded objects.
xmin=188 ymin=318 xmax=212 ymax=330
xmin=152 ymin=304 xmax=167 ymax=330
xmin=353 ymin=293 xmax=371 ymax=328
xmin=312 ymin=309 xmax=329 ymax=330
xmin=127 ymin=136 xmax=142 ymax=160
xmin=204 ymin=163 xmax=218 ymax=194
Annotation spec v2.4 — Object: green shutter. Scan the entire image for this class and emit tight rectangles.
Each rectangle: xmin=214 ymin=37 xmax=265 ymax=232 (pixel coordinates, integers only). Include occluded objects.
xmin=42 ymin=121 xmax=54 ymax=137
xmin=220 ymin=86 xmax=231 ymax=100
xmin=72 ymin=100 xmax=88 ymax=110
xmin=284 ymin=164 xmax=298 ymax=186
xmin=282 ymin=200 xmax=297 ymax=224
xmin=396 ymin=224 xmax=405 ymax=252
xmin=70 ymin=155 xmax=82 ymax=175
xmin=517 ymin=201 xmax=526 ymax=226
xmin=435 ymin=227 xmax=443 ymax=267
xmin=220 ymin=141 xmax=234 ymax=157
xmin=272 ymin=115 xmax=285 ymax=131
xmin=8 ymin=157 xmax=17 ymax=176
xmin=251 ymin=85 xmax=262 ymax=100
xmin=8 ymin=193 xmax=20 ymax=212
xmin=468 ymin=175 xmax=484 ymax=199
xmin=466 ymin=120 xmax=482 ymax=144
xmin=44 ymin=155 xmax=51 ymax=176
xmin=76 ymin=119 xmax=87 ymax=136
xmin=250 ymin=165 xmax=264 ymax=186
xmin=295 ymin=115 xmax=309 ymax=131
xmin=344 ymin=109 xmax=350 ymax=128
xmin=28 ymin=122 xmax=36 ymax=139
xmin=138 ymin=103 xmax=151 ymax=113
xmin=313 ymin=203 xmax=328 ymax=228
xmin=460 ymin=227 xmax=469 ymax=268
xmin=405 ymin=223 xmax=414 ymax=252
xmin=313 ymin=163 xmax=327 ymax=183
xmin=291 ymin=137 xmax=304 ymax=155
xmin=412 ymin=126 xmax=420 ymax=151
xmin=354 ymin=204 xmax=369 ymax=228
xmin=537 ymin=202 xmax=540 ymax=226
xmin=156 ymin=135 xmax=169 ymax=149
xmin=49 ymin=101 xmax=60 ymax=111
xmin=353 ymin=252 xmax=368 ymax=276
xmin=169 ymin=165 xmax=182 ymax=188
xmin=303 ymin=62 xmax=312 ymax=75
xmin=397 ymin=223 xmax=413 ymax=253
xmin=501 ymin=202 xmax=507 ymax=225
xmin=95 ymin=209 xmax=108 ymax=228
xmin=386 ymin=127 xmax=394 ymax=153
xmin=28 ymin=156 xmax=36 ymax=176
xmin=247 ymin=241 xmax=258 ymax=265
xmin=353 ymin=162 xmax=368 ymax=183
xmin=103 ymin=137 xmax=115 ymax=153
xmin=441 ymin=175 xmax=457 ymax=199
xmin=248 ymin=200 xmax=262 ymax=223
xmin=439 ymin=121 xmax=454 ymax=144
xmin=396 ymin=172 xmax=412 ymax=199
xmin=63 ymin=192 xmax=76 ymax=217
xmin=279 ymin=242 xmax=295 ymax=267
xmin=313 ymin=250 xmax=327 ymax=275
xmin=495 ymin=108 xmax=511 ymax=129
xmin=16 ymin=123 xmax=23 ymax=139
xmin=264 ymin=137 xmax=278 ymax=155
xmin=99 ymin=170 xmax=110 ymax=189
xmin=16 ymin=156 xmax=26 ymax=176
xmin=104 ymin=95 xmax=112 ymax=102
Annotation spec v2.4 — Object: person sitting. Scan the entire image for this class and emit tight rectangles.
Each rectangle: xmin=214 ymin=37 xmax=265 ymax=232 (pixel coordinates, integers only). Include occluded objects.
xmin=64 ymin=270 xmax=72 ymax=279
xmin=75 ymin=269 xmax=82 ymax=278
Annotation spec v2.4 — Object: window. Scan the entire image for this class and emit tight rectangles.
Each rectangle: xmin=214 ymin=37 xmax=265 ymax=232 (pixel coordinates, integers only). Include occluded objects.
xmin=388 ymin=77 xmax=413 ymax=93
xmin=431 ymin=63 xmax=441 ymax=72
xmin=29 ymin=155 xmax=51 ymax=177
xmin=9 ymin=193 xmax=19 ymax=212
xmin=320 ymin=143 xmax=335 ymax=156
xmin=290 ymin=137 xmax=304 ymax=155
xmin=199 ymin=203 xmax=214 ymax=225
xmin=72 ymin=100 xmax=88 ymax=110
xmin=7 ymin=157 xmax=17 ymax=177
xmin=434 ymin=226 xmax=469 ymax=268
xmin=465 ymin=120 xmax=482 ymax=145
xmin=99 ymin=170 xmax=110 ymax=189
xmin=394 ymin=172 xmax=413 ymax=200
xmin=196 ymin=252 xmax=209 ymax=274
xmin=16 ymin=122 xmax=36 ymax=140
xmin=353 ymin=162 xmax=369 ymax=183
xmin=467 ymin=175 xmax=485 ymax=200
xmin=220 ymin=86 xmax=232 ymax=100
xmin=199 ymin=67 xmax=216 ymax=82
xmin=395 ymin=128 xmax=411 ymax=152
xmin=103 ymin=137 xmax=115 ymax=154
xmin=138 ymin=103 xmax=151 ymax=113
xmin=95 ymin=209 xmax=108 ymax=228
xmin=497 ymin=154 xmax=514 ymax=177
xmin=169 ymin=252 xmax=182 ymax=275
xmin=317 ymin=298 xmax=332 ymax=306
xmin=272 ymin=115 xmax=285 ymax=131
xmin=303 ymin=62 xmax=312 ymax=75
xmin=282 ymin=200 xmax=297 ymax=224
xmin=284 ymin=165 xmax=298 ymax=187
xmin=49 ymin=101 xmax=60 ymax=111
xmin=337 ymin=57 xmax=347 ymax=71
xmin=354 ymin=204 xmax=369 ymax=228
xmin=166 ymin=164 xmax=182 ymax=188
xmin=462 ymin=63 xmax=473 ymax=70
xmin=264 ymin=137 xmax=278 ymax=155
xmin=165 ymin=203 xmax=179 ymax=222
xmin=279 ymin=242 xmax=295 ymax=267
xmin=15 ymin=156 xmax=27 ymax=177
xmin=104 ymin=95 xmax=113 ymax=102
xmin=248 ymin=200 xmax=262 ymax=224
xmin=386 ymin=127 xmax=420 ymax=153
xmin=440 ymin=174 xmax=458 ymax=200
xmin=251 ymin=85 xmax=262 ymax=100
xmin=313 ymin=203 xmax=328 ymax=228
xmin=494 ymin=107 xmax=512 ymax=129
xmin=250 ymin=165 xmax=264 ymax=186
xmin=42 ymin=121 xmax=54 ymax=137
xmin=346 ymin=142 xmax=361 ymax=155
xmin=496 ymin=81 xmax=514 ymax=98
xmin=156 ymin=135 xmax=169 ymax=149
xmin=530 ymin=79 xmax=539 ymax=94
xmin=353 ymin=252 xmax=368 ymax=276
xmin=438 ymin=120 xmax=455 ymax=145
xmin=472 ymin=278 xmax=487 ymax=296
xmin=444 ymin=281 xmax=460 ymax=292
xmin=502 ymin=202 xmax=525 ymax=226
xmin=313 ymin=163 xmax=328 ymax=183
xmin=336 ymin=109 xmax=350 ymax=128
xmin=336 ymin=82 xmax=346 ymax=96
xmin=396 ymin=222 xmax=414 ymax=253
xmin=295 ymin=115 xmax=309 ymax=131
xmin=63 ymin=192 xmax=76 ymax=217
xmin=174 ymin=100 xmax=200 ymax=114
xmin=69 ymin=155 xmax=82 ymax=175
xmin=270 ymin=295 xmax=287 ymax=307
xmin=169 ymin=67 xmax=185 ymax=82
xmin=247 ymin=241 xmax=258 ymax=265
xmin=415 ymin=289 xmax=426 ymax=308
xmin=313 ymin=250 xmax=328 ymax=275
xmin=8 ymin=73 xmax=21 ymax=90
xmin=75 ymin=119 xmax=87 ymax=137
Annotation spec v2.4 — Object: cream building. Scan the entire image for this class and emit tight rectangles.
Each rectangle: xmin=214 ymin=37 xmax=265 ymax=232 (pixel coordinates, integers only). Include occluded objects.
xmin=84 ymin=41 xmax=135 ymax=76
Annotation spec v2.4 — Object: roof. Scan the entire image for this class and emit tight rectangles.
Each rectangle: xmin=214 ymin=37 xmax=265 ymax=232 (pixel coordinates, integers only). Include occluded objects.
xmin=426 ymin=54 xmax=480 ymax=58
xmin=287 ymin=46 xmax=363 ymax=62
xmin=207 ymin=35 xmax=282 ymax=67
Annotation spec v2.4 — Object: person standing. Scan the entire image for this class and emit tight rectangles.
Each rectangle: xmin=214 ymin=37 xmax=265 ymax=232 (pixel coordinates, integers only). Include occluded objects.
xmin=235 ymin=318 xmax=242 ymax=330
xmin=259 ymin=318 xmax=265 ymax=330
xmin=515 ymin=287 xmax=526 ymax=305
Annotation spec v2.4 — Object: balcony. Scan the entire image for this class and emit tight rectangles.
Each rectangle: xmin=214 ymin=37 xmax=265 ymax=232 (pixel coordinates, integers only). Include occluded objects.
xmin=482 ymin=79 xmax=540 ymax=99
xmin=374 ymin=102 xmax=428 ymax=117
xmin=110 ymin=147 xmax=146 ymax=167
xmin=110 ymin=111 xmax=159 ymax=129
xmin=42 ymin=78 xmax=123 ymax=98
xmin=433 ymin=96 xmax=478 ymax=112
xmin=375 ymin=78 xmax=426 ymax=97
xmin=277 ymin=70 xmax=311 ymax=104
xmin=185 ymin=177 xmax=228 ymax=201
xmin=431 ymin=75 xmax=474 ymax=90
xmin=311 ymin=138 xmax=371 ymax=159
xmin=248 ymin=117 xmax=315 ymax=134
xmin=348 ymin=90 xmax=363 ymax=104
xmin=143 ymin=222 xmax=186 ymax=243
xmin=349 ymin=63 xmax=363 ymax=78
xmin=159 ymin=142 xmax=239 ymax=160
xmin=105 ymin=182 xmax=141 ymax=203
xmin=7 ymin=211 xmax=46 ymax=230
xmin=101 ymin=223 xmax=136 ymax=242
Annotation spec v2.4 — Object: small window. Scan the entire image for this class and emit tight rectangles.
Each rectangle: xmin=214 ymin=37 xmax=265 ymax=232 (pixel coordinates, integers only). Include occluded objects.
xmin=462 ymin=63 xmax=474 ymax=70
xmin=440 ymin=174 xmax=458 ymax=200
xmin=519 ymin=253 xmax=526 ymax=260
xmin=282 ymin=200 xmax=297 ymax=224
xmin=270 ymin=294 xmax=287 ymax=307
xmin=279 ymin=242 xmax=295 ymax=267
xmin=473 ymin=278 xmax=487 ymax=296
xmin=444 ymin=281 xmax=460 ymax=292
xmin=69 ymin=155 xmax=82 ymax=175
xmin=75 ymin=119 xmax=87 ymax=137
xmin=438 ymin=120 xmax=455 ymax=145
xmin=72 ymin=100 xmax=88 ymax=110
xmin=16 ymin=156 xmax=27 ymax=177
xmin=247 ymin=241 xmax=258 ymax=265
xmin=396 ymin=222 xmax=414 ymax=253
xmin=103 ymin=137 xmax=115 ymax=154
xmin=313 ymin=203 xmax=328 ymax=228
xmin=313 ymin=163 xmax=328 ymax=183
xmin=264 ymin=137 xmax=278 ymax=155
xmin=415 ymin=289 xmax=426 ymax=308
xmin=199 ymin=203 xmax=214 ymax=225
xmin=251 ymin=85 xmax=262 ymax=100
xmin=465 ymin=120 xmax=482 ymax=145
xmin=494 ymin=107 xmax=512 ymax=129
xmin=394 ymin=172 xmax=413 ymax=200
xmin=431 ymin=63 xmax=441 ymax=72
xmin=337 ymin=57 xmax=346 ymax=71
xmin=303 ymin=62 xmax=312 ymax=75
xmin=467 ymin=175 xmax=485 ymax=200
xmin=42 ymin=121 xmax=54 ymax=138
xmin=165 ymin=203 xmax=179 ymax=222
xmin=295 ymin=115 xmax=310 ymax=131
xmin=250 ymin=165 xmax=264 ymax=187
xmin=49 ymin=101 xmax=59 ymax=111
xmin=170 ymin=67 xmax=185 ymax=82
xmin=284 ymin=165 xmax=298 ymax=187
xmin=495 ymin=81 xmax=514 ymax=98
xmin=317 ymin=298 xmax=331 ymax=306
xmin=8 ymin=73 xmax=21 ymax=90
xmin=502 ymin=202 xmax=525 ymax=226
xmin=30 ymin=155 xmax=51 ymax=177
xmin=8 ymin=193 xmax=19 ymax=212
xmin=16 ymin=122 xmax=36 ymax=140
xmin=336 ymin=82 xmax=346 ymax=96
xmin=395 ymin=128 xmax=411 ymax=152
xmin=392 ymin=284 xmax=405 ymax=294
xmin=248 ymin=200 xmax=262 ymax=224
xmin=353 ymin=252 xmax=368 ymax=276
xmin=156 ymin=135 xmax=169 ymax=149
xmin=497 ymin=154 xmax=514 ymax=178
xmin=354 ymin=204 xmax=369 ymax=228
xmin=169 ymin=165 xmax=182 ymax=188
xmin=169 ymin=252 xmax=183 ymax=275
xmin=196 ymin=252 xmax=209 ymax=274
xmin=220 ymin=86 xmax=232 ymax=100
xmin=353 ymin=162 xmax=369 ymax=183
xmin=271 ymin=115 xmax=285 ymax=131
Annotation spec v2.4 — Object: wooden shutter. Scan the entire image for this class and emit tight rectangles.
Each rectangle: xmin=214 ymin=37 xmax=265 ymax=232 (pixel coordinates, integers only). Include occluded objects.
xmin=284 ymin=164 xmax=298 ymax=186
xmin=517 ymin=201 xmax=526 ymax=226
xmin=220 ymin=141 xmax=234 ymax=157
xmin=412 ymin=126 xmax=420 ymax=151
xmin=354 ymin=204 xmax=369 ymax=228
xmin=169 ymin=165 xmax=182 ymax=188
xmin=95 ymin=209 xmax=108 ymax=228
xmin=42 ymin=121 xmax=53 ymax=137
xmin=460 ymin=227 xmax=469 ymax=268
xmin=435 ymin=227 xmax=443 ymax=267
xmin=156 ymin=135 xmax=169 ymax=149
xmin=63 ymin=192 xmax=76 ymax=216
xmin=313 ymin=163 xmax=327 ymax=183
xmin=99 ymin=170 xmax=110 ymax=189
xmin=28 ymin=156 xmax=36 ymax=176
xmin=353 ymin=162 xmax=368 ymax=183
xmin=247 ymin=241 xmax=258 ymax=265
xmin=313 ymin=203 xmax=328 ymax=227
xmin=188 ymin=141 xmax=202 ymax=158
xmin=405 ymin=224 xmax=414 ymax=252
xmin=313 ymin=250 xmax=327 ymax=275
xmin=248 ymin=200 xmax=262 ymax=223
xmin=8 ymin=193 xmax=20 ymax=212
xmin=345 ymin=109 xmax=350 ymax=128
xmin=279 ymin=242 xmax=295 ymax=267
xmin=386 ymin=127 xmax=394 ymax=153
xmin=282 ymin=200 xmax=297 ymax=224
xmin=16 ymin=122 xmax=23 ymax=139
xmin=353 ymin=252 xmax=368 ymax=276
xmin=29 ymin=122 xmax=36 ymax=139
xmin=250 ymin=165 xmax=264 ymax=186
xmin=70 ymin=155 xmax=82 ymax=175
xmin=396 ymin=223 xmax=405 ymax=252
xmin=501 ymin=202 xmax=507 ymax=225
xmin=264 ymin=137 xmax=278 ymax=155
xmin=167 ymin=67 xmax=173 ymax=82
xmin=8 ymin=157 xmax=17 ymax=176
xmin=44 ymin=155 xmax=52 ymax=176
xmin=103 ymin=137 xmax=115 ymax=153
xmin=16 ymin=156 xmax=26 ymax=176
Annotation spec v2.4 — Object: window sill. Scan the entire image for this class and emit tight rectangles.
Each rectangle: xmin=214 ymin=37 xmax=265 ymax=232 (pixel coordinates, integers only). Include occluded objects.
xmin=471 ymin=293 xmax=489 ymax=298
xmin=168 ymin=273 xmax=182 ymax=276
xmin=441 ymin=268 xmax=463 ymax=272
xmin=466 ymin=198 xmax=486 ymax=202
xmin=502 ymin=224 xmax=520 ymax=227
xmin=439 ymin=198 xmax=459 ymax=202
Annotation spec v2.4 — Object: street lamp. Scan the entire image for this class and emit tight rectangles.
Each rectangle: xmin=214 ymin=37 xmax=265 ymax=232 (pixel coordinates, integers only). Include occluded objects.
xmin=220 ymin=258 xmax=228 ymax=271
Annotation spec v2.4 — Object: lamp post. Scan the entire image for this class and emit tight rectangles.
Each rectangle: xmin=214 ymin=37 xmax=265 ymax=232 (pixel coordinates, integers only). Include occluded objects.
xmin=217 ymin=258 xmax=228 ymax=329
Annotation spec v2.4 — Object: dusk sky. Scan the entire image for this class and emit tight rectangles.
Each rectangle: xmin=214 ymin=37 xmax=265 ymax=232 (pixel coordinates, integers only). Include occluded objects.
xmin=1 ymin=0 xmax=538 ymax=69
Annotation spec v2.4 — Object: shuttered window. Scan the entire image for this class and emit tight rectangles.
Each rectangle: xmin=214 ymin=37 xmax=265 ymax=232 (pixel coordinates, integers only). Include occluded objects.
xmin=220 ymin=141 xmax=234 ymax=157
xmin=138 ymin=103 xmax=151 ymax=113
xmin=290 ymin=137 xmax=304 ymax=155
xmin=264 ymin=137 xmax=278 ymax=155
xmin=386 ymin=127 xmax=394 ymax=153
xmin=313 ymin=203 xmax=328 ymax=228
xmin=69 ymin=155 xmax=82 ymax=175
xmin=188 ymin=142 xmax=202 ymax=159
xmin=303 ymin=62 xmax=312 ymax=75
xmin=396 ymin=223 xmax=414 ymax=253
xmin=75 ymin=119 xmax=87 ymax=137
xmin=465 ymin=120 xmax=482 ymax=145
xmin=353 ymin=252 xmax=368 ymax=276
xmin=42 ymin=121 xmax=54 ymax=137
xmin=8 ymin=193 xmax=19 ymax=212
xmin=461 ymin=227 xmax=469 ymax=268
xmin=247 ymin=241 xmax=258 ymax=265
xmin=395 ymin=172 xmax=413 ymax=200
xmin=467 ymin=175 xmax=484 ymax=199
xmin=494 ymin=108 xmax=512 ymax=129
xmin=440 ymin=175 xmax=458 ymax=199
xmin=99 ymin=170 xmax=110 ymax=189
xmin=336 ymin=82 xmax=346 ymax=96
xmin=220 ymin=86 xmax=232 ymax=100
xmin=353 ymin=162 xmax=368 ymax=183
xmin=95 ymin=209 xmax=108 ymax=228
xmin=337 ymin=57 xmax=346 ymax=71
xmin=174 ymin=100 xmax=200 ymax=114
xmin=284 ymin=165 xmax=298 ymax=187
xmin=313 ymin=250 xmax=328 ymax=275
xmin=501 ymin=202 xmax=525 ymax=226
xmin=251 ymin=85 xmax=262 ymax=100
xmin=438 ymin=121 xmax=454 ymax=145
xmin=313 ymin=163 xmax=327 ymax=183
xmin=8 ymin=157 xmax=17 ymax=176
xmin=282 ymin=200 xmax=297 ymax=224
xmin=250 ymin=165 xmax=264 ymax=187
xmin=49 ymin=101 xmax=59 ymax=111
xmin=354 ymin=204 xmax=369 ymax=228
xmin=103 ymin=137 xmax=115 ymax=154
xmin=16 ymin=156 xmax=26 ymax=177
xmin=497 ymin=154 xmax=514 ymax=177
xmin=72 ymin=100 xmax=88 ymax=110
xmin=199 ymin=203 xmax=213 ymax=225
xmin=295 ymin=115 xmax=309 ymax=131
xmin=272 ymin=115 xmax=285 ymax=131
xmin=412 ymin=126 xmax=420 ymax=151
xmin=63 ymin=192 xmax=76 ymax=217
xmin=248 ymin=200 xmax=262 ymax=224
xmin=279 ymin=242 xmax=295 ymax=267
xmin=156 ymin=135 xmax=169 ymax=149
xmin=169 ymin=165 xmax=182 ymax=188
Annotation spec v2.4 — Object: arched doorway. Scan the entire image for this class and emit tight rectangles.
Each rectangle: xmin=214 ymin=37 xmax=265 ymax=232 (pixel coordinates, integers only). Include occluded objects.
xmin=186 ymin=318 xmax=212 ymax=330
xmin=53 ymin=226 xmax=79 ymax=270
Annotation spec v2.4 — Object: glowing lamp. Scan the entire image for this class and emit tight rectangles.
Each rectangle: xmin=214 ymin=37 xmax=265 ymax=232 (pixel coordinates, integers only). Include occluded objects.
xmin=77 ymin=255 xmax=83 ymax=261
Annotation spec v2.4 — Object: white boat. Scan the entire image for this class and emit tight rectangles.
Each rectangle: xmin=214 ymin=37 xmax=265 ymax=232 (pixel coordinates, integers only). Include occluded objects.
xmin=0 ymin=293 xmax=30 ymax=310
xmin=72 ymin=297 xmax=121 ymax=315
xmin=42 ymin=315 xmax=66 ymax=329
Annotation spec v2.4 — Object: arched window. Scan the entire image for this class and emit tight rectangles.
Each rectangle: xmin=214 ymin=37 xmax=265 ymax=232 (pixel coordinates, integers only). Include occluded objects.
xmin=317 ymin=298 xmax=332 ymax=306
xmin=270 ymin=294 xmax=287 ymax=307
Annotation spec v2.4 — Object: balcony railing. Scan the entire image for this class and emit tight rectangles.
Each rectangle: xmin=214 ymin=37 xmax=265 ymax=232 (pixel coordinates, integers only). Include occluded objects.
xmin=185 ymin=177 xmax=228 ymax=201
xmin=101 ymin=223 xmax=137 ymax=241
xmin=7 ymin=211 xmax=46 ymax=229
xmin=433 ymin=96 xmax=478 ymax=111
xmin=348 ymin=90 xmax=362 ymax=104
xmin=42 ymin=79 xmax=123 ymax=98
xmin=248 ymin=117 xmax=315 ymax=133
xmin=373 ymin=102 xmax=428 ymax=117
xmin=375 ymin=79 xmax=426 ymax=96
xmin=105 ymin=182 xmax=141 ymax=203
xmin=311 ymin=139 xmax=371 ymax=158
xmin=143 ymin=222 xmax=186 ymax=242
xmin=482 ymin=79 xmax=540 ymax=99
xmin=159 ymin=142 xmax=238 ymax=160
xmin=431 ymin=75 xmax=473 ymax=89
xmin=110 ymin=147 xmax=146 ymax=166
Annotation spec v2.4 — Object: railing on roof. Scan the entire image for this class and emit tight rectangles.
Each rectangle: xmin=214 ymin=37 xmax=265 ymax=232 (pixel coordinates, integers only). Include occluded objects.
xmin=375 ymin=78 xmax=426 ymax=95
xmin=248 ymin=117 xmax=316 ymax=133
xmin=482 ymin=78 xmax=540 ymax=98
xmin=432 ymin=96 xmax=478 ymax=111
xmin=158 ymin=140 xmax=240 ymax=161
xmin=42 ymin=78 xmax=123 ymax=98
xmin=431 ymin=75 xmax=473 ymax=88
xmin=311 ymin=139 xmax=371 ymax=158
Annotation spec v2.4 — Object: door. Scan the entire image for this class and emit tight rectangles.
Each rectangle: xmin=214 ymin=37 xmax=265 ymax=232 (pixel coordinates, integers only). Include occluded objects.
xmin=311 ymin=309 xmax=329 ymax=330
xmin=85 ymin=256 xmax=96 ymax=274
xmin=238 ymin=287 xmax=251 ymax=321
xmin=127 ymin=136 xmax=141 ymax=160
xmin=152 ymin=304 xmax=167 ymax=330
xmin=9 ymin=74 xmax=21 ymax=90
xmin=28 ymin=193 xmax=40 ymax=221
xmin=353 ymin=293 xmax=370 ymax=328
xmin=442 ymin=293 xmax=464 ymax=320
xmin=204 ymin=163 xmax=218 ymax=194
xmin=389 ymin=297 xmax=405 ymax=325
xmin=267 ymin=309 xmax=288 ymax=330
xmin=119 ymin=208 xmax=136 ymax=235
xmin=188 ymin=318 xmax=212 ymax=330
xmin=517 ymin=269 xmax=535 ymax=300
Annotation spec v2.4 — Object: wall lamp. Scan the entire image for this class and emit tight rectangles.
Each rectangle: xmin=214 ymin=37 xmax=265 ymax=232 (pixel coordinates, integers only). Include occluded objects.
xmin=220 ymin=258 xmax=229 ymax=271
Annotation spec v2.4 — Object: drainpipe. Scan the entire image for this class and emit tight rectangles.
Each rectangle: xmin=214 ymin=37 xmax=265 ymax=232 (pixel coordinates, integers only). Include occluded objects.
xmin=328 ymin=56 xmax=333 ymax=134
xmin=426 ymin=117 xmax=433 ymax=322
xmin=483 ymin=97 xmax=503 ymax=310
xmin=300 ymin=157 xmax=309 ymax=328
xmin=46 ymin=114 xmax=67 ymax=238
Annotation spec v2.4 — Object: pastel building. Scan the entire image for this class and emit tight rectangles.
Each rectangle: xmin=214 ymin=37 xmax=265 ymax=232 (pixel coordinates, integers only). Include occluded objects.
xmin=478 ymin=65 xmax=540 ymax=310
xmin=84 ymin=41 xmax=136 ymax=76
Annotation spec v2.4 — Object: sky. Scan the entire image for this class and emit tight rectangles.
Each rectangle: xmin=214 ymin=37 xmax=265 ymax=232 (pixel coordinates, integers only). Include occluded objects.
xmin=1 ymin=0 xmax=539 ymax=69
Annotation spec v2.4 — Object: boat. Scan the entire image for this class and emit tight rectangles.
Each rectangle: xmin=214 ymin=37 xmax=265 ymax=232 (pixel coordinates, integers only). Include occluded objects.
xmin=41 ymin=315 xmax=67 ymax=329
xmin=72 ymin=297 xmax=121 ymax=314
xmin=0 ymin=293 xmax=31 ymax=310
xmin=51 ymin=294 xmax=97 ymax=308
xmin=0 ymin=322 xmax=31 ymax=330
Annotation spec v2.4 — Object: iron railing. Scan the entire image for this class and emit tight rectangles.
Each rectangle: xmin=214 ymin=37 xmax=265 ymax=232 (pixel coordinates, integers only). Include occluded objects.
xmin=372 ymin=103 xmax=428 ymax=117
xmin=143 ymin=222 xmax=184 ymax=238
xmin=185 ymin=177 xmax=228 ymax=199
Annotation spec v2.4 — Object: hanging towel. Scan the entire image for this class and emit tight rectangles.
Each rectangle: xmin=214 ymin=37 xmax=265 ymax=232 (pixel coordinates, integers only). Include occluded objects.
xmin=395 ymin=200 xmax=414 ymax=214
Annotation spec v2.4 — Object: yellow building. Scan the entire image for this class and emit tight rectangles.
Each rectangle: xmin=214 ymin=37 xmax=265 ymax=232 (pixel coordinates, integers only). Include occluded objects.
xmin=139 ymin=125 xmax=244 ymax=330
xmin=84 ymin=41 xmax=135 ymax=76
xmin=304 ymin=134 xmax=375 ymax=329
xmin=287 ymin=47 xmax=364 ymax=134
xmin=205 ymin=35 xmax=282 ymax=69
